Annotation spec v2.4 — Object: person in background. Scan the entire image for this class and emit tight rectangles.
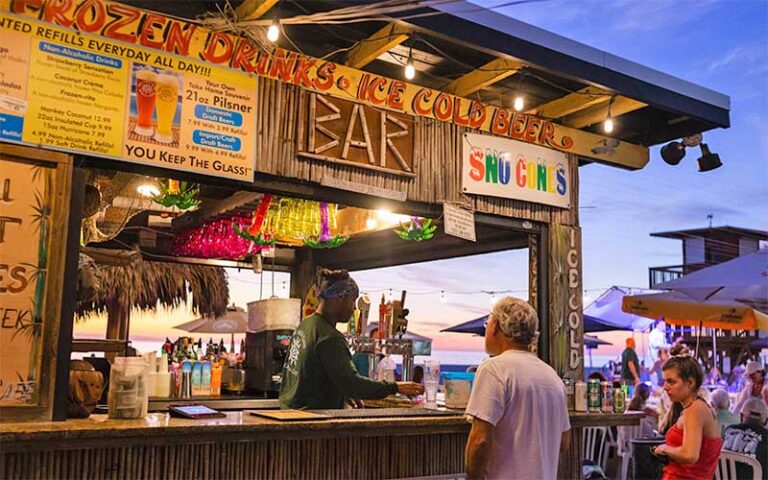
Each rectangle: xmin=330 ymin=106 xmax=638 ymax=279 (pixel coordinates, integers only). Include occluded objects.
xmin=722 ymin=398 xmax=768 ymax=478
xmin=728 ymin=365 xmax=746 ymax=393
xmin=732 ymin=360 xmax=765 ymax=415
xmin=652 ymin=352 xmax=722 ymax=480
xmin=588 ymin=371 xmax=607 ymax=382
xmin=648 ymin=320 xmax=667 ymax=363
xmin=649 ymin=347 xmax=670 ymax=387
xmin=279 ymin=269 xmax=423 ymax=409
xmin=627 ymin=383 xmax=657 ymax=435
xmin=710 ymin=388 xmax=739 ymax=435
xmin=464 ymin=297 xmax=570 ymax=480
xmin=621 ymin=338 xmax=641 ymax=386
xmin=705 ymin=367 xmax=727 ymax=388
xmin=763 ymin=384 xmax=768 ymax=405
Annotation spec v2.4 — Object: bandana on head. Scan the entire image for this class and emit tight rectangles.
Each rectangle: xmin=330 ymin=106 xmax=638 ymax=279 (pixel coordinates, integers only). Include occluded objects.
xmin=319 ymin=276 xmax=359 ymax=299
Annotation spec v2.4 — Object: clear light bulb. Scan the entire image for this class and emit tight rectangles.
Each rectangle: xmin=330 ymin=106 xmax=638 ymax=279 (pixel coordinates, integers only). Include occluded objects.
xmin=513 ymin=95 xmax=524 ymax=112
xmin=604 ymin=117 xmax=614 ymax=133
xmin=404 ymin=61 xmax=415 ymax=80
xmin=440 ymin=291 xmax=447 ymax=304
xmin=489 ymin=293 xmax=497 ymax=306
xmin=366 ymin=218 xmax=377 ymax=230
xmin=267 ymin=20 xmax=280 ymax=43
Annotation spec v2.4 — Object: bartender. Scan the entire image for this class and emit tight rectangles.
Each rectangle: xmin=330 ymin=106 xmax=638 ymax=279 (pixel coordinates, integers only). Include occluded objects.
xmin=280 ymin=269 xmax=424 ymax=409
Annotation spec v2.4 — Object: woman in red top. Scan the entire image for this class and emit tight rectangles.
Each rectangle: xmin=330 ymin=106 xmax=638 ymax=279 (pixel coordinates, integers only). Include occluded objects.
xmin=653 ymin=352 xmax=722 ymax=479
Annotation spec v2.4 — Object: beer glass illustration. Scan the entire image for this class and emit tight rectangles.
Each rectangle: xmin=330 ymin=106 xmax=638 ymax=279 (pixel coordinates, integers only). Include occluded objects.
xmin=133 ymin=68 xmax=156 ymax=136
xmin=154 ymin=73 xmax=179 ymax=144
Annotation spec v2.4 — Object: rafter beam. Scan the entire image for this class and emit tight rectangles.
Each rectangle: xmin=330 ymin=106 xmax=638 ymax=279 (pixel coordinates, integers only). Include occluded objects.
xmin=562 ymin=96 xmax=647 ymax=129
xmin=346 ymin=23 xmax=410 ymax=69
xmin=235 ymin=0 xmax=279 ymax=21
xmin=445 ymin=58 xmax=523 ymax=97
xmin=528 ymin=86 xmax=610 ymax=120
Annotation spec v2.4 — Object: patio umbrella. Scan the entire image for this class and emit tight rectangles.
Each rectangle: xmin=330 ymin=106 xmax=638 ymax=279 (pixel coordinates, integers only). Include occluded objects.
xmin=441 ymin=317 xmax=611 ymax=348
xmin=172 ymin=305 xmax=248 ymax=352
xmin=584 ymin=334 xmax=612 ymax=369
xmin=654 ymin=249 xmax=768 ymax=307
xmin=583 ymin=286 xmax=658 ymax=332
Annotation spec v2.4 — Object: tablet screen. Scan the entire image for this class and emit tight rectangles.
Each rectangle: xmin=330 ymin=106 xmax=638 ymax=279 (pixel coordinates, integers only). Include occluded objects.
xmin=169 ymin=405 xmax=225 ymax=418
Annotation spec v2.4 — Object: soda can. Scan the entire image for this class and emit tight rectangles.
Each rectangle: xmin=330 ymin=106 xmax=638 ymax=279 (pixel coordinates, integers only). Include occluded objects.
xmin=601 ymin=381 xmax=613 ymax=413
xmin=563 ymin=379 xmax=575 ymax=411
xmin=575 ymin=380 xmax=587 ymax=412
xmin=613 ymin=382 xmax=626 ymax=413
xmin=587 ymin=379 xmax=601 ymax=413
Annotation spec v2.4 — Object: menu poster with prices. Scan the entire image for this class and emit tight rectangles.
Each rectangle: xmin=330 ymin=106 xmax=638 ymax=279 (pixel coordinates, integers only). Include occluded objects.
xmin=122 ymin=60 xmax=257 ymax=181
xmin=0 ymin=13 xmax=257 ymax=182
xmin=0 ymin=28 xmax=30 ymax=142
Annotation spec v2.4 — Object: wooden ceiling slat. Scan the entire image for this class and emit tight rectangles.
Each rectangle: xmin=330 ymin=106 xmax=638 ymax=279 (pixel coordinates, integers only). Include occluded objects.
xmin=562 ymin=96 xmax=647 ymax=129
xmin=346 ymin=23 xmax=410 ymax=69
xmin=236 ymin=0 xmax=280 ymax=20
xmin=445 ymin=58 xmax=524 ymax=97
xmin=528 ymin=86 xmax=610 ymax=120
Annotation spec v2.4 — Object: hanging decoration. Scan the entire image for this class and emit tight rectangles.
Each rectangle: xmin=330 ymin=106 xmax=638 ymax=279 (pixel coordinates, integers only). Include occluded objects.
xmin=172 ymin=214 xmax=257 ymax=259
xmin=152 ymin=179 xmax=201 ymax=211
xmin=232 ymin=195 xmax=347 ymax=249
xmin=304 ymin=202 xmax=348 ymax=249
xmin=232 ymin=194 xmax=276 ymax=246
xmin=394 ymin=217 xmax=437 ymax=242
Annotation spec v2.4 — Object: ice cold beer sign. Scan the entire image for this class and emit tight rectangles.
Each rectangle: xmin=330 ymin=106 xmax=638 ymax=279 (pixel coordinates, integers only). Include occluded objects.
xmin=566 ymin=228 xmax=582 ymax=370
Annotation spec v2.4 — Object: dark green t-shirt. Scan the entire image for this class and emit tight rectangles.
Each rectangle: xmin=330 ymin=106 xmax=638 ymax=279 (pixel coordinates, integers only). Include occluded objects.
xmin=279 ymin=314 xmax=397 ymax=409
xmin=621 ymin=348 xmax=640 ymax=381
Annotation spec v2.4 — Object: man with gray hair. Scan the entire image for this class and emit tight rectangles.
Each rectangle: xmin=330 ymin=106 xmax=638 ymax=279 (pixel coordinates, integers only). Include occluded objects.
xmin=464 ymin=297 xmax=571 ymax=480
xmin=711 ymin=388 xmax=739 ymax=434
xmin=723 ymin=397 xmax=768 ymax=478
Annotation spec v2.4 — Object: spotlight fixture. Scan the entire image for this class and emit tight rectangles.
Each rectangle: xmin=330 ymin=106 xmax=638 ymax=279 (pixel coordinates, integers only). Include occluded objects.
xmin=404 ymin=46 xmax=415 ymax=80
xmin=267 ymin=18 xmax=280 ymax=43
xmin=696 ymin=143 xmax=722 ymax=172
xmin=603 ymin=96 xmax=615 ymax=133
xmin=660 ymin=141 xmax=686 ymax=165
xmin=136 ymin=177 xmax=160 ymax=197
xmin=659 ymin=133 xmax=722 ymax=172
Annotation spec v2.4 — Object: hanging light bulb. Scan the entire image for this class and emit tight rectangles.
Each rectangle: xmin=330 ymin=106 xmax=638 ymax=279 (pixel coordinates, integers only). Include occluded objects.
xmin=513 ymin=95 xmax=525 ymax=112
xmin=439 ymin=290 xmax=447 ymax=304
xmin=387 ymin=289 xmax=394 ymax=301
xmin=404 ymin=46 xmax=415 ymax=80
xmin=267 ymin=18 xmax=280 ymax=43
xmin=136 ymin=177 xmax=160 ymax=197
xmin=603 ymin=96 xmax=615 ymax=133
xmin=489 ymin=292 xmax=497 ymax=306
xmin=366 ymin=217 xmax=377 ymax=230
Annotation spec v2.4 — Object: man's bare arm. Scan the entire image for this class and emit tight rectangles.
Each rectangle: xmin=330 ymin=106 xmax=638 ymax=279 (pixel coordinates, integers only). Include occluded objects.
xmin=465 ymin=418 xmax=494 ymax=480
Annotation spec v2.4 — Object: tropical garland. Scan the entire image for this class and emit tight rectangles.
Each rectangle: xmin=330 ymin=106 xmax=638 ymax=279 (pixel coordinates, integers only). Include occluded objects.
xmin=153 ymin=179 xmax=201 ymax=210
xmin=394 ymin=217 xmax=437 ymax=242
xmin=232 ymin=194 xmax=276 ymax=246
xmin=304 ymin=202 xmax=348 ymax=249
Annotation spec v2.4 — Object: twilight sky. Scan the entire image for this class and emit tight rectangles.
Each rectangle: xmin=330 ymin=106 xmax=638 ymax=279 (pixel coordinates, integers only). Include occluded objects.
xmin=75 ymin=0 xmax=767 ymax=365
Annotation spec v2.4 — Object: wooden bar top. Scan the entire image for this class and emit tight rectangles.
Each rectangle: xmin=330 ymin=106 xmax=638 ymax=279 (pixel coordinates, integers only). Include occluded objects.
xmin=0 ymin=409 xmax=642 ymax=443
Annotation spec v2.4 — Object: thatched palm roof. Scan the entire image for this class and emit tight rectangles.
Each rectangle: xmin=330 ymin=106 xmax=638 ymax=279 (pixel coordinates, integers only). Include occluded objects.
xmin=77 ymin=260 xmax=229 ymax=318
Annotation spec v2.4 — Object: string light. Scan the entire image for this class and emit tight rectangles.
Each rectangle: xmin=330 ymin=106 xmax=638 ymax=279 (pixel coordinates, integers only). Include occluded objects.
xmin=439 ymin=290 xmax=446 ymax=304
xmin=603 ymin=96 xmax=615 ymax=133
xmin=387 ymin=288 xmax=394 ymax=301
xmin=366 ymin=217 xmax=377 ymax=229
xmin=136 ymin=177 xmax=160 ymax=197
xmin=489 ymin=292 xmax=497 ymax=306
xmin=404 ymin=46 xmax=415 ymax=80
xmin=267 ymin=18 xmax=280 ymax=42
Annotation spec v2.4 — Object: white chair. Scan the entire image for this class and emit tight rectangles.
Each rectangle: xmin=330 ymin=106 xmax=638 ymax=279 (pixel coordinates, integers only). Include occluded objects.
xmin=616 ymin=424 xmax=642 ymax=480
xmin=583 ymin=426 xmax=608 ymax=468
xmin=715 ymin=451 xmax=763 ymax=480
xmin=601 ymin=427 xmax=618 ymax=472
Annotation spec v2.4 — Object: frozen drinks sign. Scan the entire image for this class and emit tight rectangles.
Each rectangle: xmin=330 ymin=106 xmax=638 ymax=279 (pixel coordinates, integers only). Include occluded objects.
xmin=462 ymin=133 xmax=571 ymax=209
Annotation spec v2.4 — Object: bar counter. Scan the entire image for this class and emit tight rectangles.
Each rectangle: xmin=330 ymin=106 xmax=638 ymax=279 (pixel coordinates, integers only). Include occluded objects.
xmin=0 ymin=410 xmax=642 ymax=479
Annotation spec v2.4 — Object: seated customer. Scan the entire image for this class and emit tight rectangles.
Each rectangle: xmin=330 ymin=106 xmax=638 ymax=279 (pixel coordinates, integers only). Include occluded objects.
xmin=627 ymin=383 xmax=657 ymax=435
xmin=722 ymin=398 xmax=768 ymax=478
xmin=711 ymin=388 xmax=739 ymax=435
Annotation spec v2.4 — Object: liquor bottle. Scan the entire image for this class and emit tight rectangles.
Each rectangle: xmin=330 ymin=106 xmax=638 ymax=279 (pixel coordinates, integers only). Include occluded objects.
xmin=240 ymin=338 xmax=246 ymax=356
xmin=219 ymin=338 xmax=227 ymax=354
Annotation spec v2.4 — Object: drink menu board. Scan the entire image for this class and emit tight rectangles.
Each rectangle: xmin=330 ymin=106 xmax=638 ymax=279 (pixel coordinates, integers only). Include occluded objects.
xmin=0 ymin=13 xmax=257 ymax=181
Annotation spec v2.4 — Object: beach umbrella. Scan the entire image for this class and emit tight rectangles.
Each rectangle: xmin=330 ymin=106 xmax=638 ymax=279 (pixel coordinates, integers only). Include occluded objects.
xmin=172 ymin=305 xmax=248 ymax=352
xmin=584 ymin=334 xmax=612 ymax=369
xmin=440 ymin=316 xmax=487 ymax=336
xmin=654 ymin=249 xmax=767 ymax=306
xmin=583 ymin=286 xmax=658 ymax=332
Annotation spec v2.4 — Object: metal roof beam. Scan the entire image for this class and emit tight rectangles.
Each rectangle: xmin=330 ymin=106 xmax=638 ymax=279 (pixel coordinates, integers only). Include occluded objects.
xmin=445 ymin=58 xmax=523 ymax=97
xmin=346 ymin=23 xmax=410 ymax=69
xmin=563 ymin=96 xmax=647 ymax=129
xmin=235 ymin=0 xmax=279 ymax=21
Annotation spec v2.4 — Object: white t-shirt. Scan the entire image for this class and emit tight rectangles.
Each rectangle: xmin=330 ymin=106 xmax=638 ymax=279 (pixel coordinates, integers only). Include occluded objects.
xmin=465 ymin=350 xmax=571 ymax=480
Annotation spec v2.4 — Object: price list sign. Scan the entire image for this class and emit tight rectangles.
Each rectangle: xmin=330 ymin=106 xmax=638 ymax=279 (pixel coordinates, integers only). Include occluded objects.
xmin=0 ymin=13 xmax=257 ymax=182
